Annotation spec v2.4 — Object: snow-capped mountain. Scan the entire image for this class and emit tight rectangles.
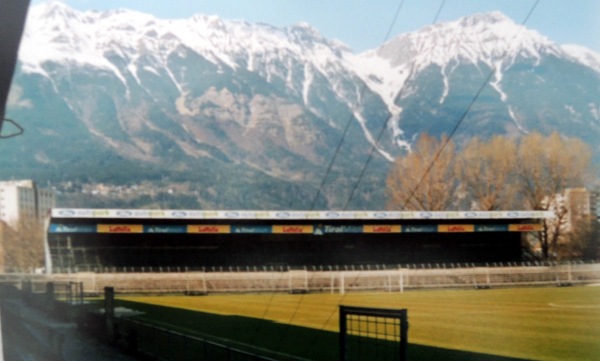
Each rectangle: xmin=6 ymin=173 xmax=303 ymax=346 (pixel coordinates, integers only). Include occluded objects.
xmin=561 ymin=44 xmax=600 ymax=74
xmin=354 ymin=11 xmax=600 ymax=148
xmin=356 ymin=12 xmax=560 ymax=106
xmin=18 ymin=1 xmax=393 ymax=160
xmin=3 ymin=2 xmax=600 ymax=209
xmin=21 ymin=2 xmax=356 ymax=89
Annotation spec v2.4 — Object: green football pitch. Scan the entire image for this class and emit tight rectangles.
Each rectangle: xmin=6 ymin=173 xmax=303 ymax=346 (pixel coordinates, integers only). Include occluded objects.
xmin=117 ymin=285 xmax=600 ymax=361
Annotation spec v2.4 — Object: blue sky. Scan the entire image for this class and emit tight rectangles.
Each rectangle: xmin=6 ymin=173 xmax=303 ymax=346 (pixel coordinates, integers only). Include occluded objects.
xmin=31 ymin=0 xmax=600 ymax=53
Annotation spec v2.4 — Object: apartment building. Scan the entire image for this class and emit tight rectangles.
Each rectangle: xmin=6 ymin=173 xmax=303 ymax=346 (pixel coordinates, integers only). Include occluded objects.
xmin=0 ymin=180 xmax=55 ymax=227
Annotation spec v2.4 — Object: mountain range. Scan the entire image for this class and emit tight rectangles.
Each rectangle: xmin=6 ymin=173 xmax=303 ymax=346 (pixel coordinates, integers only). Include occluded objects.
xmin=3 ymin=1 xmax=600 ymax=210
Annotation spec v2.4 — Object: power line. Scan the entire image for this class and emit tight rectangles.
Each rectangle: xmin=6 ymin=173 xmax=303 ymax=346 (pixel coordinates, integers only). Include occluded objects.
xmin=298 ymin=1 xmax=411 ymax=357
xmin=309 ymin=0 xmax=407 ymax=210
xmin=343 ymin=0 xmax=447 ymax=210
xmin=304 ymin=0 xmax=443 ymax=357
xmin=401 ymin=0 xmax=540 ymax=209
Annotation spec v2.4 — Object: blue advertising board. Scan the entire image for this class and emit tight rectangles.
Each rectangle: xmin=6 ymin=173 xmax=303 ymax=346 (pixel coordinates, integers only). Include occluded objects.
xmin=48 ymin=224 xmax=97 ymax=233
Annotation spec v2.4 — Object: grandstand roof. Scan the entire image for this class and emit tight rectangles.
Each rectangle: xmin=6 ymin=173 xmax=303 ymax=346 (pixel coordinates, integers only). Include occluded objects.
xmin=51 ymin=208 xmax=553 ymax=220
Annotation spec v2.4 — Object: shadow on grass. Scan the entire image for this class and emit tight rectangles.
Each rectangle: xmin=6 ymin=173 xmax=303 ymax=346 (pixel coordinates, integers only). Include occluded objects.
xmin=115 ymin=300 xmax=531 ymax=361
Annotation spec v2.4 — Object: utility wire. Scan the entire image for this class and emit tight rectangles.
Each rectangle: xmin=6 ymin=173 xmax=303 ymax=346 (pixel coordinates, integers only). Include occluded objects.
xmin=308 ymin=1 xmax=541 ymax=357
xmin=300 ymin=0 xmax=542 ymax=357
xmin=289 ymin=1 xmax=410 ymax=357
xmin=247 ymin=270 xmax=290 ymax=345
xmin=400 ymin=0 xmax=540 ymax=209
xmin=307 ymin=0 xmax=446 ymax=353
xmin=309 ymin=0 xmax=407 ymax=210
xmin=303 ymin=0 xmax=426 ymax=358
xmin=274 ymin=2 xmax=409 ymax=352
xmin=343 ymin=0 xmax=447 ymax=210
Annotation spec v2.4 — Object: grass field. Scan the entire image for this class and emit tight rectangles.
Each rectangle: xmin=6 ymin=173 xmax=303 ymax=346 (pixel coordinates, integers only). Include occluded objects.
xmin=117 ymin=286 xmax=600 ymax=361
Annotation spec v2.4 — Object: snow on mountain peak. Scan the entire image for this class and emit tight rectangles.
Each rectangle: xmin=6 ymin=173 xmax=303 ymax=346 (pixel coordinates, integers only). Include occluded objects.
xmin=21 ymin=2 xmax=354 ymax=75
xmin=375 ymin=11 xmax=559 ymax=69
xmin=287 ymin=22 xmax=325 ymax=43
xmin=289 ymin=22 xmax=319 ymax=34
xmin=19 ymin=3 xmax=597 ymax=128
xmin=353 ymin=11 xmax=563 ymax=110
xmin=562 ymin=44 xmax=600 ymax=74
xmin=458 ymin=11 xmax=510 ymax=26
xmin=34 ymin=1 xmax=78 ymax=19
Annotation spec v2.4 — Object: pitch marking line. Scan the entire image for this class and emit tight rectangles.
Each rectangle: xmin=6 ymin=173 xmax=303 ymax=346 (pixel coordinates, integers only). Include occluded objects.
xmin=548 ymin=302 xmax=600 ymax=309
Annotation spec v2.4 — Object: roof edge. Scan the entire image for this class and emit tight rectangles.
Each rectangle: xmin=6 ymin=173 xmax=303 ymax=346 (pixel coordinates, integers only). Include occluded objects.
xmin=50 ymin=208 xmax=554 ymax=220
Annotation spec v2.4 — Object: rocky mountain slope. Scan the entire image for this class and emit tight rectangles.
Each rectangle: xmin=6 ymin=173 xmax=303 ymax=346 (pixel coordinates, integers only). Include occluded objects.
xmin=3 ymin=2 xmax=599 ymax=209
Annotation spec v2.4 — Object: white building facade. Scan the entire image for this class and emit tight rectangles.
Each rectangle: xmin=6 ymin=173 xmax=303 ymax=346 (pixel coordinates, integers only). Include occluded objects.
xmin=0 ymin=180 xmax=55 ymax=227
xmin=564 ymin=188 xmax=592 ymax=230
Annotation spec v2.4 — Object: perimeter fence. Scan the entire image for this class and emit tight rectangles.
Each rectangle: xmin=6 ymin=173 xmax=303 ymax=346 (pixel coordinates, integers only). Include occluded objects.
xmin=109 ymin=316 xmax=308 ymax=361
xmin=2 ymin=262 xmax=600 ymax=295
xmin=1 ymin=282 xmax=307 ymax=361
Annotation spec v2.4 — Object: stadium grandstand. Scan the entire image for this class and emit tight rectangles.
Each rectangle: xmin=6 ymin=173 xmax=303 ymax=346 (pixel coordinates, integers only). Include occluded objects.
xmin=45 ymin=209 xmax=552 ymax=273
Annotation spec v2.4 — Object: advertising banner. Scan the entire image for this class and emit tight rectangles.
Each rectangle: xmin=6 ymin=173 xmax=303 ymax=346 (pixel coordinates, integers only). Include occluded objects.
xmin=48 ymin=224 xmax=97 ymax=233
xmin=509 ymin=224 xmax=542 ymax=232
xmin=272 ymin=225 xmax=314 ymax=234
xmin=363 ymin=225 xmax=402 ymax=233
xmin=319 ymin=225 xmax=363 ymax=234
xmin=402 ymin=225 xmax=438 ymax=233
xmin=475 ymin=224 xmax=509 ymax=232
xmin=145 ymin=225 xmax=187 ymax=233
xmin=52 ymin=208 xmax=555 ymax=220
xmin=187 ymin=225 xmax=231 ymax=234
xmin=97 ymin=224 xmax=143 ymax=233
xmin=231 ymin=225 xmax=273 ymax=233
xmin=438 ymin=224 xmax=475 ymax=233
xmin=49 ymin=222 xmax=544 ymax=235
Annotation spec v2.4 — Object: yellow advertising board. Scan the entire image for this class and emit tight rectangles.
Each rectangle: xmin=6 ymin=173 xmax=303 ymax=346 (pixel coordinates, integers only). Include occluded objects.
xmin=97 ymin=224 xmax=143 ymax=233
xmin=272 ymin=225 xmax=314 ymax=234
xmin=509 ymin=224 xmax=542 ymax=232
xmin=438 ymin=224 xmax=475 ymax=233
xmin=363 ymin=225 xmax=402 ymax=233
xmin=187 ymin=225 xmax=231 ymax=234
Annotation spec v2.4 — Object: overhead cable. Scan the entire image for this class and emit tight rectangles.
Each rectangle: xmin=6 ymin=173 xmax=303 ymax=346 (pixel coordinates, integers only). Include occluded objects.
xmin=400 ymin=0 xmax=540 ymax=209
xmin=309 ymin=0 xmax=407 ymax=210
xmin=343 ymin=0 xmax=447 ymax=210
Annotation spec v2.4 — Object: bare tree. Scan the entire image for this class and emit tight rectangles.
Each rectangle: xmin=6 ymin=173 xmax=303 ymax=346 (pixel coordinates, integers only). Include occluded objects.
xmin=1 ymin=220 xmax=45 ymax=272
xmin=564 ymin=216 xmax=600 ymax=261
xmin=529 ymin=194 xmax=569 ymax=261
xmin=386 ymin=131 xmax=593 ymax=260
xmin=459 ymin=135 xmax=518 ymax=210
xmin=387 ymin=134 xmax=459 ymax=210
xmin=516 ymin=132 xmax=591 ymax=209
xmin=516 ymin=132 xmax=592 ymax=260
